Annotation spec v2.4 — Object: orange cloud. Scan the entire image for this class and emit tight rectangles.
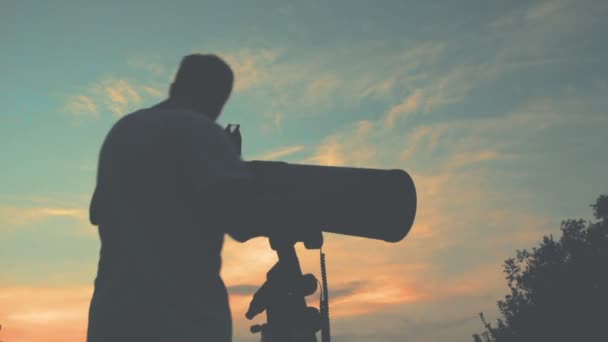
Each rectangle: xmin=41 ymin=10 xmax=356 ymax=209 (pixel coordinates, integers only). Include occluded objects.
xmin=94 ymin=79 xmax=143 ymax=117
xmin=63 ymin=76 xmax=167 ymax=119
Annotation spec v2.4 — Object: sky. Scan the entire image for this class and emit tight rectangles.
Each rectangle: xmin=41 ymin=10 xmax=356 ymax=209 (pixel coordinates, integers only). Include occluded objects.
xmin=1 ymin=0 xmax=607 ymax=341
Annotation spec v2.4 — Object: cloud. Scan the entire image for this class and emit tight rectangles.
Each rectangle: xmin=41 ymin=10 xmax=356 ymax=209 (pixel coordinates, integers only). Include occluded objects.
xmin=260 ymin=111 xmax=285 ymax=134
xmin=64 ymin=29 xmax=607 ymax=340
xmin=0 ymin=205 xmax=88 ymax=230
xmin=227 ymin=284 xmax=259 ymax=296
xmin=0 ymin=286 xmax=92 ymax=342
xmin=62 ymin=77 xmax=163 ymax=119
xmin=126 ymin=56 xmax=168 ymax=76
xmin=385 ymin=89 xmax=423 ymax=128
xmin=8 ymin=307 xmax=83 ymax=324
xmin=273 ymin=111 xmax=283 ymax=131
xmin=222 ymin=237 xmax=278 ymax=286
xmin=526 ymin=0 xmax=572 ymax=20
xmin=399 ymin=124 xmax=446 ymax=162
xmin=39 ymin=5 xmax=607 ymax=341
xmin=329 ymin=313 xmax=481 ymax=342
xmin=220 ymin=48 xmax=279 ymax=91
xmin=302 ymin=120 xmax=377 ymax=167
xmin=304 ymin=138 xmax=345 ymax=166
xmin=140 ymin=85 xmax=163 ymax=98
xmin=444 ymin=150 xmax=510 ymax=171
xmin=329 ymin=281 xmax=366 ymax=300
xmin=62 ymin=95 xmax=98 ymax=119
xmin=282 ymin=81 xmax=603 ymax=328
xmin=375 ymin=0 xmax=605 ymax=134
xmin=92 ymin=78 xmax=143 ymax=117
xmin=306 ymin=73 xmax=341 ymax=103
xmin=360 ymin=41 xmax=447 ymax=100
xmin=361 ymin=79 xmax=396 ymax=99
xmin=253 ymin=145 xmax=305 ymax=161
xmin=208 ymin=42 xmax=447 ymax=131
xmin=392 ymin=95 xmax=583 ymax=174
xmin=384 ymin=59 xmax=518 ymax=130
xmin=211 ymin=43 xmax=438 ymax=133
xmin=329 ymin=281 xmax=429 ymax=317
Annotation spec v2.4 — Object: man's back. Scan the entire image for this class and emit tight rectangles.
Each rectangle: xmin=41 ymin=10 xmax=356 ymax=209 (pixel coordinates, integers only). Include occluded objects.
xmin=88 ymin=107 xmax=248 ymax=342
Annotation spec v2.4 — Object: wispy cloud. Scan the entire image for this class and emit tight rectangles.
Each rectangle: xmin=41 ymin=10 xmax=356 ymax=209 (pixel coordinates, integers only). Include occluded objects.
xmin=285 ymin=81 xmax=603 ymax=328
xmin=306 ymin=73 xmax=341 ymax=102
xmin=92 ymin=78 xmax=143 ymax=117
xmin=304 ymin=138 xmax=346 ymax=166
xmin=253 ymin=145 xmax=305 ymax=161
xmin=526 ymin=0 xmax=572 ymax=20
xmin=227 ymin=284 xmax=259 ymax=296
xmin=272 ymin=111 xmax=283 ymax=132
xmin=126 ymin=56 xmax=169 ymax=76
xmin=444 ymin=149 xmax=509 ymax=171
xmin=33 ymin=3 xmax=608 ymax=341
xmin=0 ymin=205 xmax=88 ymax=230
xmin=220 ymin=48 xmax=279 ymax=91
xmin=384 ymin=59 xmax=519 ymax=130
xmin=360 ymin=79 xmax=395 ymax=99
xmin=303 ymin=120 xmax=377 ymax=167
xmin=62 ymin=95 xmax=98 ymax=119
xmin=385 ymin=89 xmax=423 ymax=128
xmin=62 ymin=77 xmax=165 ymax=119
xmin=140 ymin=85 xmax=163 ymax=98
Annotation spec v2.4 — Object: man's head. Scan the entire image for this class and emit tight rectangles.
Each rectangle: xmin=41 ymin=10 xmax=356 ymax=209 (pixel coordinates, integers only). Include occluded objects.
xmin=169 ymin=54 xmax=234 ymax=120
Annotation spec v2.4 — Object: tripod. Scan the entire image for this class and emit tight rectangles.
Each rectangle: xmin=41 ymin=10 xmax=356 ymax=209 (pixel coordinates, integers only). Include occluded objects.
xmin=246 ymin=234 xmax=330 ymax=342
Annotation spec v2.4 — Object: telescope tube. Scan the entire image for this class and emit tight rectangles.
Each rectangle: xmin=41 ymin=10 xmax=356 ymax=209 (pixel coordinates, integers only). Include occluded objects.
xmin=245 ymin=161 xmax=417 ymax=243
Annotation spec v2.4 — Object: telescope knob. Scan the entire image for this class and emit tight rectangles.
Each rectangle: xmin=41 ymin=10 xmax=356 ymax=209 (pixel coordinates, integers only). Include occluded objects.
xmin=304 ymin=306 xmax=322 ymax=333
xmin=299 ymin=273 xmax=318 ymax=297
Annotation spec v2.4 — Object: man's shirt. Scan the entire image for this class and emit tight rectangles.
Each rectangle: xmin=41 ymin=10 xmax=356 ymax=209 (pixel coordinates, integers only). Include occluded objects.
xmin=87 ymin=107 xmax=250 ymax=342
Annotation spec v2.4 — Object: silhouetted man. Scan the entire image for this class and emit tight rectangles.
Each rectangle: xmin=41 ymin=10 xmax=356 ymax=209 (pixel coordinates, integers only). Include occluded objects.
xmin=87 ymin=54 xmax=256 ymax=342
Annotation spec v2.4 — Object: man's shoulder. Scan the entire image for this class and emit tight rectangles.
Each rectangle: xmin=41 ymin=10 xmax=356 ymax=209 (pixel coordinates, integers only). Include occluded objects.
xmin=104 ymin=107 xmax=229 ymax=151
xmin=118 ymin=107 xmax=194 ymax=123
xmin=133 ymin=107 xmax=220 ymax=128
xmin=110 ymin=107 xmax=221 ymax=133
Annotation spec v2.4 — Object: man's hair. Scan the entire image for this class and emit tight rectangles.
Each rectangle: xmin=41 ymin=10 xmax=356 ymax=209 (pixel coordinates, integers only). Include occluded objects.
xmin=169 ymin=54 xmax=234 ymax=113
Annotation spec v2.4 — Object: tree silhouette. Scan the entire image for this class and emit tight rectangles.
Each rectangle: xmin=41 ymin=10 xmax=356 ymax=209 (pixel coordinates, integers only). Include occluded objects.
xmin=473 ymin=195 xmax=608 ymax=342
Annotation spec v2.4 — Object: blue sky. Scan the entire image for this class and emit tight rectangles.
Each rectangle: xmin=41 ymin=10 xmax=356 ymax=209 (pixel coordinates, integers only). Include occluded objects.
xmin=1 ymin=1 xmax=607 ymax=341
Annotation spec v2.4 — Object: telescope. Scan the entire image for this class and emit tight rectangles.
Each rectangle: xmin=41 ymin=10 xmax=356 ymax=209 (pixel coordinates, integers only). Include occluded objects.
xmin=244 ymin=160 xmax=416 ymax=243
xmin=225 ymin=124 xmax=417 ymax=342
